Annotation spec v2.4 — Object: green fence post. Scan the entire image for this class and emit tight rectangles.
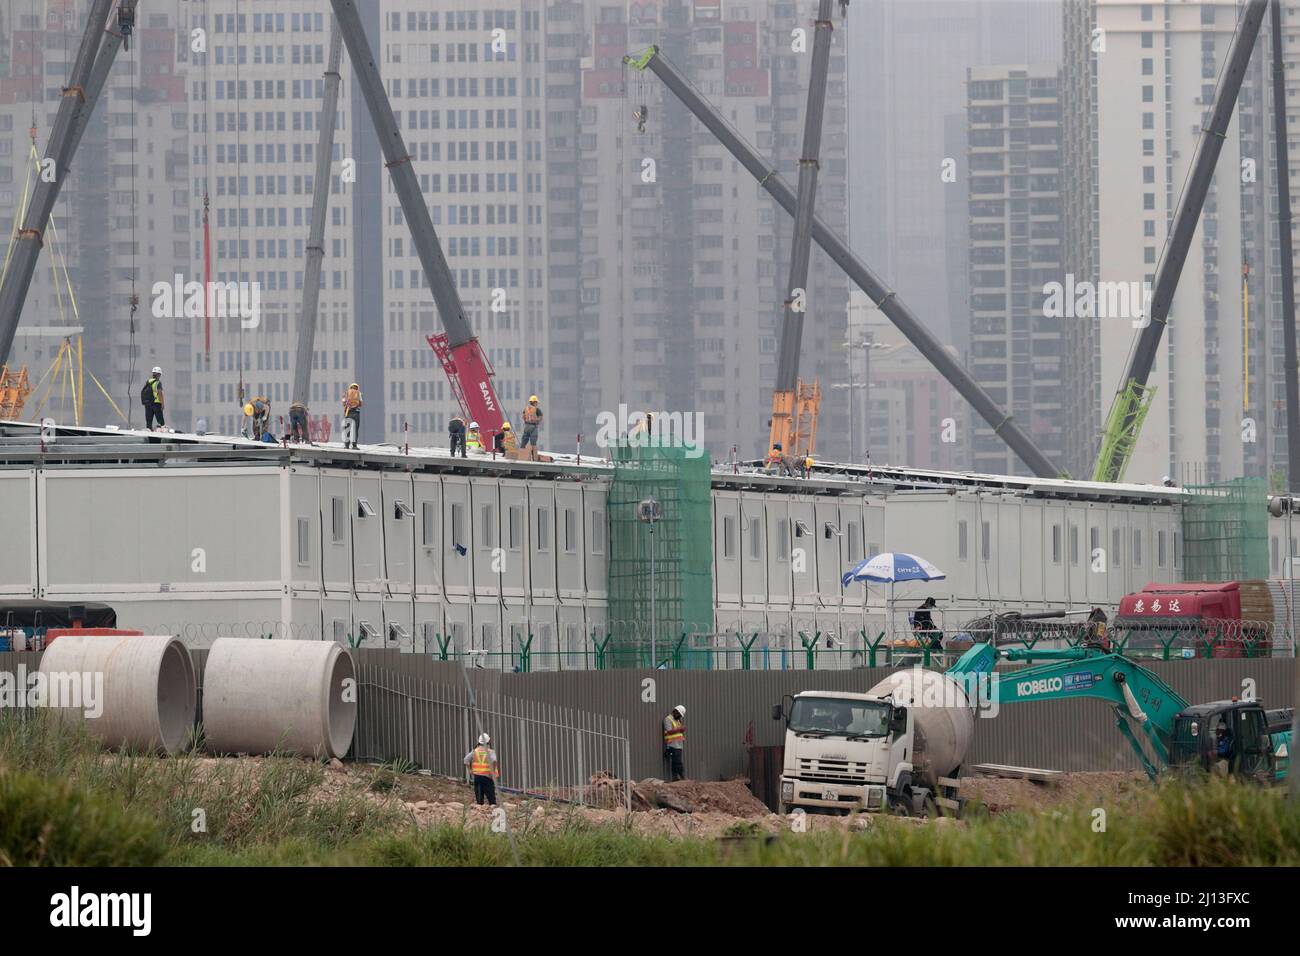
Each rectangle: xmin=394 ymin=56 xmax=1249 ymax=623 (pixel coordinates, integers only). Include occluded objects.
xmin=863 ymin=630 xmax=886 ymax=668
xmin=434 ymin=633 xmax=452 ymax=661
xmin=799 ymin=631 xmax=821 ymax=670
xmin=592 ymin=633 xmax=612 ymax=670
xmin=516 ymin=632 xmax=534 ymax=673
xmin=670 ymin=633 xmax=688 ymax=669
xmin=737 ymin=631 xmax=759 ymax=670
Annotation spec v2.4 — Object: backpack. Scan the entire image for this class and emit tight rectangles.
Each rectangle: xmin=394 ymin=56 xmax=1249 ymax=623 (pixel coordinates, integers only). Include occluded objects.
xmin=140 ymin=379 xmax=154 ymax=406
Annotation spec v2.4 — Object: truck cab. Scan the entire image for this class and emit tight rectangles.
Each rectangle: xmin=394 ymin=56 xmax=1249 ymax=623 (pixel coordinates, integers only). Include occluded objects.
xmin=772 ymin=690 xmax=910 ymax=815
xmin=1168 ymin=700 xmax=1291 ymax=783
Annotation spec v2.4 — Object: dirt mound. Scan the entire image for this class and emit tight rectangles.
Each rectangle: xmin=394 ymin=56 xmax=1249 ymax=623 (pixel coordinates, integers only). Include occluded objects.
xmin=630 ymin=778 xmax=770 ymax=817
xmin=962 ymin=771 xmax=1143 ymax=812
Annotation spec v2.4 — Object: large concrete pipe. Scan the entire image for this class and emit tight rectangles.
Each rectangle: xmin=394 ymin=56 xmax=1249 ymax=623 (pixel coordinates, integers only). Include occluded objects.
xmin=202 ymin=638 xmax=356 ymax=758
xmin=38 ymin=634 xmax=197 ymax=755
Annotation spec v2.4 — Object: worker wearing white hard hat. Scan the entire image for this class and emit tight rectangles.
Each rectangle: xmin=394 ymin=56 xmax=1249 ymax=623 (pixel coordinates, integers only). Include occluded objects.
xmin=663 ymin=705 xmax=686 ymax=781
xmin=141 ymin=367 xmax=165 ymax=432
xmin=464 ymin=731 xmax=499 ymax=806
xmin=466 ymin=420 xmax=483 ymax=453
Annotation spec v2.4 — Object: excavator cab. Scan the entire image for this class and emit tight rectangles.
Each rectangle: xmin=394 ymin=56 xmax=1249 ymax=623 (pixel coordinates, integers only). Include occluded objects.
xmin=1168 ymin=700 xmax=1286 ymax=783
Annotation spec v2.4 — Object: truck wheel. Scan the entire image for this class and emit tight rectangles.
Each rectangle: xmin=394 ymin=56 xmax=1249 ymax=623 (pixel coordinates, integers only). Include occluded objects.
xmin=911 ymin=789 xmax=937 ymax=818
xmin=890 ymin=792 xmax=912 ymax=816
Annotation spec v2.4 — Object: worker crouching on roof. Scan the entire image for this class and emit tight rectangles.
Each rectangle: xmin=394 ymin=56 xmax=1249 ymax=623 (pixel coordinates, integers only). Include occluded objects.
xmin=448 ymin=415 xmax=467 ymax=457
xmin=141 ymin=367 xmax=165 ymax=431
xmin=464 ymin=732 xmax=500 ymax=805
xmin=663 ymin=705 xmax=686 ymax=782
xmin=494 ymin=421 xmax=518 ymax=455
xmin=244 ymin=396 xmax=271 ymax=441
xmin=289 ymin=400 xmax=311 ymax=444
xmin=341 ymin=383 xmax=363 ymax=449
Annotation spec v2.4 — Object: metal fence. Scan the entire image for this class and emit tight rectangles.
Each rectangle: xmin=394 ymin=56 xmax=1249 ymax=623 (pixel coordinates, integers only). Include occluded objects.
xmin=352 ymin=659 xmax=631 ymax=809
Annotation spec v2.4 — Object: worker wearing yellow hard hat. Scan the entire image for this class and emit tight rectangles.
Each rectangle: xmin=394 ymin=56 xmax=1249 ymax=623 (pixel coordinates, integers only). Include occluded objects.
xmin=495 ymin=421 xmax=518 ymax=455
xmin=520 ymin=394 xmax=543 ymax=453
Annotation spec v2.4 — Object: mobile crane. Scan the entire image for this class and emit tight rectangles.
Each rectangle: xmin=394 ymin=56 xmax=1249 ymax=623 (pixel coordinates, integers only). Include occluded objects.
xmin=767 ymin=0 xmax=836 ymax=461
xmin=624 ymin=45 xmax=1061 ymax=478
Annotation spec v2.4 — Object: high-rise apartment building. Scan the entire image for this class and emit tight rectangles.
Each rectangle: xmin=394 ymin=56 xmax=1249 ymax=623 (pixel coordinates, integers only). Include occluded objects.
xmin=965 ymin=64 xmax=1064 ymax=476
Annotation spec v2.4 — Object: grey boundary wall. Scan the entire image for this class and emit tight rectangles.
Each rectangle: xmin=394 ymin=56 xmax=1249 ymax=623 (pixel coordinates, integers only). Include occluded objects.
xmin=2 ymin=649 xmax=1291 ymax=783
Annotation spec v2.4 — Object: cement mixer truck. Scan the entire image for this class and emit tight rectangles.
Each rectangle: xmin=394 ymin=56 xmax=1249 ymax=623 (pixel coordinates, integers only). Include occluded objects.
xmin=773 ymin=642 xmax=1293 ymax=817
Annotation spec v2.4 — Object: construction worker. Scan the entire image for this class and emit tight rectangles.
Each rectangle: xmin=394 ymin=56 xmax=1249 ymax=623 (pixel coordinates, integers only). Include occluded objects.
xmin=244 ymin=396 xmax=271 ymax=441
xmin=493 ymin=421 xmax=517 ymax=454
xmin=448 ymin=415 xmax=467 ymax=457
xmin=289 ymin=400 xmax=310 ymax=444
xmin=466 ymin=420 xmax=483 ymax=453
xmin=463 ymin=731 xmax=500 ymax=805
xmin=140 ymin=367 xmax=165 ymax=431
xmin=520 ymin=395 xmax=543 ymax=451
xmin=765 ymin=442 xmax=784 ymax=475
xmin=341 ymin=383 xmax=363 ymax=449
xmin=662 ymin=704 xmax=686 ymax=782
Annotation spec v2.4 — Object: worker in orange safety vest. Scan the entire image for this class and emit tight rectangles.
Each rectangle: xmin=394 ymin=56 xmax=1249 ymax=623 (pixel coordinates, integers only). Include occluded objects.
xmin=463 ymin=732 xmax=499 ymax=805
xmin=662 ymin=705 xmax=686 ymax=781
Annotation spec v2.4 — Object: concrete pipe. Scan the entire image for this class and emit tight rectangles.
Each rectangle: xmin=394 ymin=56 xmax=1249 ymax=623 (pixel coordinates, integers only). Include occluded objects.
xmin=38 ymin=634 xmax=197 ymax=755
xmin=202 ymin=638 xmax=356 ymax=758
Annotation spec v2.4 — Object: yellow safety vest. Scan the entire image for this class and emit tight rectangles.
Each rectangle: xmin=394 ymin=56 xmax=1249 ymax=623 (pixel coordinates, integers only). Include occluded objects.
xmin=471 ymin=746 xmax=495 ymax=776
xmin=664 ymin=717 xmax=684 ymax=746
xmin=466 ymin=430 xmax=483 ymax=450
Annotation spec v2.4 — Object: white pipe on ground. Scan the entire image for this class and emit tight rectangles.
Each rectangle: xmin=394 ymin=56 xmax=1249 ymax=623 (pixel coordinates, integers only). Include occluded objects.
xmin=202 ymin=638 xmax=356 ymax=758
xmin=38 ymin=634 xmax=197 ymax=755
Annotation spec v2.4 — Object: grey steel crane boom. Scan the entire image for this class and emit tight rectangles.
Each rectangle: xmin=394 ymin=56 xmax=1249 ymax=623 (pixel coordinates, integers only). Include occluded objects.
xmin=0 ymin=0 xmax=125 ymax=366
xmin=1271 ymin=0 xmax=1300 ymax=495
xmin=768 ymin=0 xmax=835 ymax=459
xmin=292 ymin=20 xmax=343 ymax=412
xmin=625 ymin=45 xmax=1061 ymax=478
xmin=328 ymin=0 xmax=505 ymax=433
xmin=1093 ymin=0 xmax=1268 ymax=482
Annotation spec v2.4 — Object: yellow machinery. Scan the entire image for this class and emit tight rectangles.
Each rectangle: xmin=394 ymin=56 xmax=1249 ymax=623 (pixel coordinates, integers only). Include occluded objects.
xmin=769 ymin=380 xmax=822 ymax=460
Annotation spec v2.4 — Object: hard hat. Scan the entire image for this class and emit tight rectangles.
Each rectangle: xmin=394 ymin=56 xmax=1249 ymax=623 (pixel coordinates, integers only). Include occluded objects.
xmin=151 ymin=366 xmax=162 ymax=375
xmin=673 ymin=705 xmax=685 ymax=716
xmin=773 ymin=442 xmax=783 ymax=451
xmin=529 ymin=395 xmax=539 ymax=403
xmin=469 ymin=421 xmax=479 ymax=429
xmin=478 ymin=732 xmax=490 ymax=745
xmin=1162 ymin=475 xmax=1171 ymax=483
xmin=244 ymin=403 xmax=254 ymax=416
xmin=501 ymin=422 xmax=512 ymax=430
xmin=349 ymin=382 xmax=359 ymax=390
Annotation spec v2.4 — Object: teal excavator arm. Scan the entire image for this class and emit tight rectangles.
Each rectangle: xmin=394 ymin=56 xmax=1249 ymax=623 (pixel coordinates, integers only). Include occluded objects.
xmin=948 ymin=644 xmax=1190 ymax=780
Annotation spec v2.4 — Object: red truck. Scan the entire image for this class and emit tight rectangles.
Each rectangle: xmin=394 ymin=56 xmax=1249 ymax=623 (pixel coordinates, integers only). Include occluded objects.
xmin=1115 ymin=581 xmax=1273 ymax=657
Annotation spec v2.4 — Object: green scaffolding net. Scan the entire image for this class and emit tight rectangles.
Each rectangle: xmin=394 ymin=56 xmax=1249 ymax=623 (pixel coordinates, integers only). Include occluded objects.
xmin=606 ymin=441 xmax=713 ymax=667
xmin=1181 ymin=477 xmax=1268 ymax=582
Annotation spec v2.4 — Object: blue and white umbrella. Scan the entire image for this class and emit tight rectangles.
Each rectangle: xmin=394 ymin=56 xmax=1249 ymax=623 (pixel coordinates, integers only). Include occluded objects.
xmin=842 ymin=552 xmax=945 ymax=588
xmin=842 ymin=552 xmax=946 ymax=641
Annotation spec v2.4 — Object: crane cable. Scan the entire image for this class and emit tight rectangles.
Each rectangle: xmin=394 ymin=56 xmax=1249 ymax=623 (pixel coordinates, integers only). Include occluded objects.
xmin=126 ymin=1 xmax=139 ymax=427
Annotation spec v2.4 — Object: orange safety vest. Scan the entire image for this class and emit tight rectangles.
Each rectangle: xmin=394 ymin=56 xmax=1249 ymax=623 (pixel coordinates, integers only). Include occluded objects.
xmin=471 ymin=745 xmax=496 ymax=776
xmin=523 ymin=404 xmax=540 ymax=424
xmin=766 ymin=449 xmax=783 ymax=465
xmin=663 ymin=717 xmax=684 ymax=746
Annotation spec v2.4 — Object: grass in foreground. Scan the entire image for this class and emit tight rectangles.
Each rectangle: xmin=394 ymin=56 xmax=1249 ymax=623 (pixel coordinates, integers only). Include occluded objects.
xmin=3 ymin=711 xmax=1299 ymax=866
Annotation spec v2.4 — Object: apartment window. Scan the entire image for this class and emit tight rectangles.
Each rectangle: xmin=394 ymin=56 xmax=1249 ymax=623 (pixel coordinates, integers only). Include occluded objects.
xmin=749 ymin=517 xmax=763 ymax=559
xmin=1157 ymin=529 xmax=1167 ymax=568
xmin=1141 ymin=4 xmax=1152 ymax=21
xmin=1112 ymin=528 xmax=1123 ymax=567
xmin=592 ymin=510 xmax=606 ymax=555
xmin=296 ymin=518 xmax=310 ymax=565
xmin=508 ymin=505 xmax=523 ymax=550
xmin=331 ymin=496 xmax=345 ymax=543
xmin=422 ymin=501 xmax=435 ymax=546
xmin=450 ymin=502 xmax=465 ymax=549
xmin=846 ymin=522 xmax=861 ymax=562
xmin=722 ymin=515 xmax=736 ymax=559
xmin=1089 ymin=527 xmax=1101 ymax=565
xmin=1142 ymin=112 xmax=1154 ymax=129
xmin=957 ymin=520 xmax=968 ymax=560
xmin=1133 ymin=530 xmax=1143 ymax=567
xmin=1173 ymin=531 xmax=1181 ymax=570
xmin=1052 ymin=524 xmax=1062 ymax=563
xmin=981 ymin=521 xmax=991 ymax=562
xmin=536 ymin=507 xmax=551 ymax=551
xmin=1141 ymin=32 xmax=1153 ymax=49
xmin=1142 ymin=85 xmax=1153 ymax=103
xmin=563 ymin=508 xmax=577 ymax=553
xmin=479 ymin=505 xmax=497 ymax=548
xmin=1070 ymin=525 xmax=1079 ymax=565
xmin=1142 ymin=58 xmax=1153 ymax=75
xmin=776 ymin=520 xmax=790 ymax=562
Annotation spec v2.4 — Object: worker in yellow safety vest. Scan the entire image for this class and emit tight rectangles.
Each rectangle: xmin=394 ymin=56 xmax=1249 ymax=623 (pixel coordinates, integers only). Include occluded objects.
xmin=463 ymin=732 xmax=499 ymax=805
xmin=662 ymin=705 xmax=686 ymax=781
xmin=466 ymin=420 xmax=483 ymax=452
xmin=765 ymin=443 xmax=784 ymax=475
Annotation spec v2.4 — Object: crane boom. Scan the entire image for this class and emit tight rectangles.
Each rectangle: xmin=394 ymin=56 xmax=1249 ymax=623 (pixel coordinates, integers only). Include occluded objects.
xmin=327 ymin=0 xmax=504 ymax=433
xmin=1092 ymin=0 xmax=1268 ymax=482
xmin=0 ymin=0 xmax=121 ymax=366
xmin=626 ymin=45 xmax=1061 ymax=478
xmin=292 ymin=20 xmax=343 ymax=410
xmin=769 ymin=0 xmax=835 ymax=459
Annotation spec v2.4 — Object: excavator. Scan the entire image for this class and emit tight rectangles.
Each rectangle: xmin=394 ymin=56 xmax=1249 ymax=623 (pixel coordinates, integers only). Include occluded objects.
xmin=949 ymin=642 xmax=1292 ymax=784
